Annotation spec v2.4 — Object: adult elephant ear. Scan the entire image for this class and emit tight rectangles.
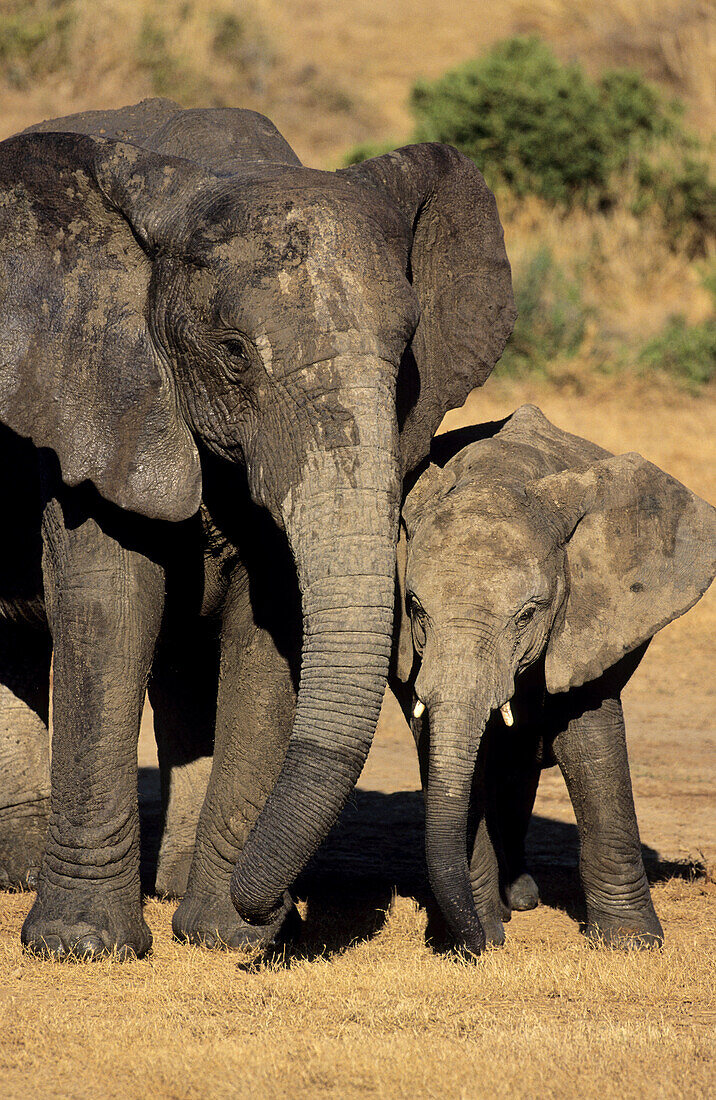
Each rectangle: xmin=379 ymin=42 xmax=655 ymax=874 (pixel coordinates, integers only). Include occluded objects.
xmin=0 ymin=131 xmax=204 ymax=521
xmin=526 ymin=454 xmax=716 ymax=693
xmin=339 ymin=144 xmax=517 ymax=476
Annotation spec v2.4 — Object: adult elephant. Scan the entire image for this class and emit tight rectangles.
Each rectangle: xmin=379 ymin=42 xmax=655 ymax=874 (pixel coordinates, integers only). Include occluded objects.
xmin=0 ymin=100 xmax=515 ymax=957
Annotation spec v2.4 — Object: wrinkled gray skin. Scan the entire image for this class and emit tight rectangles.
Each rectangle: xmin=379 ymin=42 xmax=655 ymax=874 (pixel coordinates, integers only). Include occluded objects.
xmin=391 ymin=405 xmax=716 ymax=954
xmin=0 ymin=99 xmax=515 ymax=958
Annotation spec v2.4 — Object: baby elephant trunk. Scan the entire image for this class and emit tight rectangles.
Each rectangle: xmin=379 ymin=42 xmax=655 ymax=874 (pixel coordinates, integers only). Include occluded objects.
xmin=424 ymin=698 xmax=490 ymax=957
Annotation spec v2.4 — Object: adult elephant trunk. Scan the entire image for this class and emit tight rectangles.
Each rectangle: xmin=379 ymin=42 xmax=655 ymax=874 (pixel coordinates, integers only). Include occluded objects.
xmin=425 ymin=697 xmax=491 ymax=956
xmin=231 ymin=364 xmax=399 ymax=925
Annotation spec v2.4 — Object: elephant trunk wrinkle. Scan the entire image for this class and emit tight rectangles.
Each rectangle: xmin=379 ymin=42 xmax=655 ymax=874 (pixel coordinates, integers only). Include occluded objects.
xmin=424 ymin=697 xmax=491 ymax=957
xmin=230 ymin=404 xmax=398 ymax=926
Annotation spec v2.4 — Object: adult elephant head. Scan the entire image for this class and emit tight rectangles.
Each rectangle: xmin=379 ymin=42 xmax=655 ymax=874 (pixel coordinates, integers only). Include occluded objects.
xmin=0 ymin=113 xmax=515 ymax=928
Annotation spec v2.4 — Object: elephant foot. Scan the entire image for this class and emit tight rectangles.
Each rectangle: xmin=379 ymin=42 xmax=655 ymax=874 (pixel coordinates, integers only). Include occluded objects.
xmin=173 ymin=891 xmax=300 ymax=952
xmin=0 ymin=800 xmax=49 ymax=890
xmin=478 ymin=911 xmax=506 ymax=948
xmin=472 ymin=890 xmax=507 ymax=946
xmin=446 ymin=917 xmax=501 ymax=960
xmin=583 ymin=905 xmax=664 ymax=950
xmin=154 ymin=848 xmax=194 ymax=900
xmin=21 ymin=882 xmax=151 ymax=960
xmin=506 ymin=872 xmax=540 ymax=912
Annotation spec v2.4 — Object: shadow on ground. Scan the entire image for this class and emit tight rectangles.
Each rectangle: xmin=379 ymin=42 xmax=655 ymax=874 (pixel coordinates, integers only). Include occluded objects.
xmin=138 ymin=768 xmax=703 ymax=958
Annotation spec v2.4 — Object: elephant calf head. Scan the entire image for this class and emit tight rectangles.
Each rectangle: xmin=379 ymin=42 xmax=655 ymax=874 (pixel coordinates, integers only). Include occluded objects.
xmin=395 ymin=404 xmax=716 ymax=954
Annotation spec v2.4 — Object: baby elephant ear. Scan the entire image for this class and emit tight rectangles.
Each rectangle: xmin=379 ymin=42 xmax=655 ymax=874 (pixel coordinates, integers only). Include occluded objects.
xmin=527 ymin=454 xmax=716 ymax=694
xmin=0 ymin=131 xmax=202 ymax=521
xmin=340 ymin=144 xmax=516 ymax=475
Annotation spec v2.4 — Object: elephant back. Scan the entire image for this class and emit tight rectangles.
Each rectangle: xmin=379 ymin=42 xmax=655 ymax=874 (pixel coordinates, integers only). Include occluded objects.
xmin=22 ymin=99 xmax=302 ymax=172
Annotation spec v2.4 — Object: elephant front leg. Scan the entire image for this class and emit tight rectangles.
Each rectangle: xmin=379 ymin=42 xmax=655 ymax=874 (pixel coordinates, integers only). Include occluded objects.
xmin=489 ymin=719 xmax=542 ymax=913
xmin=173 ymin=575 xmax=298 ymax=950
xmin=21 ymin=491 xmax=165 ymax=959
xmin=467 ymin=730 xmax=511 ymax=947
xmin=0 ymin=621 xmax=51 ymax=889
xmin=550 ymin=689 xmax=663 ymax=948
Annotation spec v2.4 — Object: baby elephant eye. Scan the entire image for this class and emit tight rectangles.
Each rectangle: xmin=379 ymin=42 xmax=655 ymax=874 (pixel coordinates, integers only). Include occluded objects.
xmin=411 ymin=614 xmax=427 ymax=652
xmin=515 ymin=605 xmax=536 ymax=629
xmin=407 ymin=595 xmax=428 ymax=651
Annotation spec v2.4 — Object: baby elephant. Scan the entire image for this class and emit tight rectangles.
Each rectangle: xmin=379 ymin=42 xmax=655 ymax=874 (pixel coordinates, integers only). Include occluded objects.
xmin=392 ymin=404 xmax=716 ymax=955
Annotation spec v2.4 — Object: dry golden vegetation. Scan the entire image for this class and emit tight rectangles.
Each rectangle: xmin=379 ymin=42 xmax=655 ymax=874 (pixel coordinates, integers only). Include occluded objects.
xmin=1 ymin=4 xmax=715 ymax=1098
xmin=1 ymin=1 xmax=714 ymax=162
xmin=509 ymin=0 xmax=716 ymax=130
xmin=1 ymin=877 xmax=715 ymax=1100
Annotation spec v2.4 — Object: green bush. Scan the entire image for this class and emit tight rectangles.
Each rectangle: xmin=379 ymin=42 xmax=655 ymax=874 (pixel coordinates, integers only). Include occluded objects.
xmin=497 ymin=246 xmax=589 ymax=375
xmin=637 ymin=316 xmax=716 ymax=389
xmin=401 ymin=36 xmax=714 ymax=251
xmin=632 ymin=152 xmax=716 ymax=255
xmin=411 ymin=37 xmax=615 ymax=207
xmin=596 ymin=68 xmax=680 ymax=154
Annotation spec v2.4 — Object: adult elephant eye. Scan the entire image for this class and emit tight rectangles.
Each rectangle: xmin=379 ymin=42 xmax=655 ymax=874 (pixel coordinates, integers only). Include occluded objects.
xmin=221 ymin=337 xmax=250 ymax=368
xmin=412 ymin=614 xmax=427 ymax=652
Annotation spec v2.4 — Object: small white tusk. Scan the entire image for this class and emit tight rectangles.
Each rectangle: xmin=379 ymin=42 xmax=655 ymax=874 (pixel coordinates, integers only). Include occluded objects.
xmin=413 ymin=699 xmax=425 ymax=719
xmin=500 ymin=701 xmax=514 ymax=727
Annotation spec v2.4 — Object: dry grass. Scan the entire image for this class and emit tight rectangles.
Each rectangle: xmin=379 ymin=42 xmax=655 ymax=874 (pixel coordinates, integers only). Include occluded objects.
xmin=1 ymin=881 xmax=714 ymax=1100
xmin=2 ymin=1 xmax=714 ymax=161
xmin=500 ymin=193 xmax=715 ymax=344
xmin=257 ymin=0 xmax=716 ymax=158
xmin=0 ymin=0 xmax=373 ymax=160
xmin=4 ymin=1 xmax=711 ymax=369
xmin=2 ymin=2 xmax=714 ymax=349
xmin=2 ymin=383 xmax=715 ymax=1100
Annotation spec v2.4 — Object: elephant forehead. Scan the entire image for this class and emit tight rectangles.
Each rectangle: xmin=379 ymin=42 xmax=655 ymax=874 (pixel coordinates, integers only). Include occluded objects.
xmin=407 ymin=543 xmax=559 ymax=627
xmin=186 ymin=174 xmax=410 ymax=263
xmin=188 ymin=230 xmax=417 ymax=362
xmin=406 ymin=490 xmax=561 ymax=613
xmin=413 ymin=487 xmax=556 ymax=562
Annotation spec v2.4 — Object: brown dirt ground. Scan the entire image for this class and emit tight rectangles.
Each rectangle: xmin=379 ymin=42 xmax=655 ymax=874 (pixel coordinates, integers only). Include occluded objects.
xmin=2 ymin=380 xmax=712 ymax=1100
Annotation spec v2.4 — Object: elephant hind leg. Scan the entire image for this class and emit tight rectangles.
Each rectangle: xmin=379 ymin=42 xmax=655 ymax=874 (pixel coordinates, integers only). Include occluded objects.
xmin=172 ymin=569 xmax=300 ymax=951
xmin=0 ymin=619 xmax=51 ymax=889
xmin=549 ymin=685 xmax=663 ymax=949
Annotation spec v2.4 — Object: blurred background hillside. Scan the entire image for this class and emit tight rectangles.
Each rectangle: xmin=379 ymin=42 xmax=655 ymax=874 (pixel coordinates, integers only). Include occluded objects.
xmin=1 ymin=0 xmax=714 ymax=390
